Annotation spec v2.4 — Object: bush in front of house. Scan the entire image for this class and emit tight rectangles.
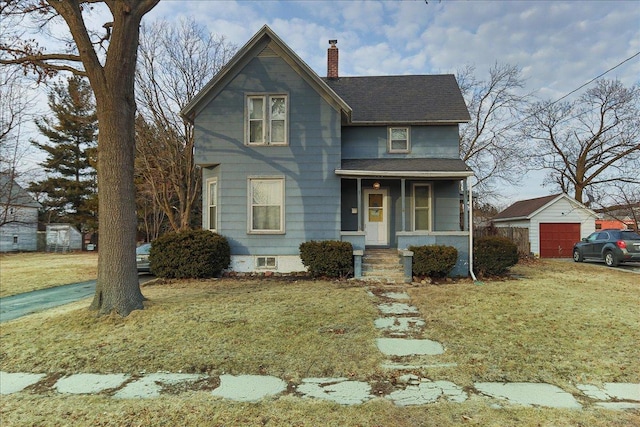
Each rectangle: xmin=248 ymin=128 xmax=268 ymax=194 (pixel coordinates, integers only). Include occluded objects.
xmin=299 ymin=240 xmax=353 ymax=278
xmin=473 ymin=236 xmax=519 ymax=276
xmin=409 ymin=244 xmax=458 ymax=278
xmin=150 ymin=229 xmax=230 ymax=279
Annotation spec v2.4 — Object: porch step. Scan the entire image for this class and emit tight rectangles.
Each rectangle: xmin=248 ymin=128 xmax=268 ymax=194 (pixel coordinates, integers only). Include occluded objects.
xmin=362 ymin=249 xmax=406 ymax=283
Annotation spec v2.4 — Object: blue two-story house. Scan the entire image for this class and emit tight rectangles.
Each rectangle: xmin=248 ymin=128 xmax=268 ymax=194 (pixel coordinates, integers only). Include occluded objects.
xmin=182 ymin=26 xmax=474 ymax=277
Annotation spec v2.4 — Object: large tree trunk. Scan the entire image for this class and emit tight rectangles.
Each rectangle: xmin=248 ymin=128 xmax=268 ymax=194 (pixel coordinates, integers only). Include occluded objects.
xmin=86 ymin=2 xmax=154 ymax=315
xmin=89 ymin=95 xmax=144 ymax=315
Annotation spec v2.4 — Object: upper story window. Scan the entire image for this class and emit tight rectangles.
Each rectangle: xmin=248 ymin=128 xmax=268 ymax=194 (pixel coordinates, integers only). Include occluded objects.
xmin=207 ymin=179 xmax=217 ymax=232
xmin=247 ymin=95 xmax=288 ymax=146
xmin=248 ymin=177 xmax=285 ymax=234
xmin=388 ymin=127 xmax=410 ymax=153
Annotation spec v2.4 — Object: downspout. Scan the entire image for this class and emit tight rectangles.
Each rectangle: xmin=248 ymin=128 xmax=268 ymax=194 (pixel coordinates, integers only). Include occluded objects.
xmin=467 ymin=176 xmax=478 ymax=282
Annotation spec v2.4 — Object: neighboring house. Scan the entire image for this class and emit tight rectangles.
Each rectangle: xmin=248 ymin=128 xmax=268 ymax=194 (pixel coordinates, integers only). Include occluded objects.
xmin=492 ymin=193 xmax=596 ymax=258
xmin=0 ymin=174 xmax=42 ymax=252
xmin=182 ymin=26 xmax=474 ymax=276
xmin=595 ymin=204 xmax=639 ymax=231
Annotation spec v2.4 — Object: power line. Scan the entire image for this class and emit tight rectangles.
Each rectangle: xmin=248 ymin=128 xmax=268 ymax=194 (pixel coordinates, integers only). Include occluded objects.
xmin=550 ymin=50 xmax=640 ymax=106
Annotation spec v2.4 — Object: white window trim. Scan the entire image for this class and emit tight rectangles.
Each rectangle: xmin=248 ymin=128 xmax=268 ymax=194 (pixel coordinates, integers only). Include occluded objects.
xmin=388 ymin=126 xmax=410 ymax=153
xmin=412 ymin=183 xmax=432 ymax=231
xmin=255 ymin=256 xmax=277 ymax=270
xmin=246 ymin=94 xmax=288 ymax=146
xmin=206 ymin=178 xmax=218 ymax=232
xmin=247 ymin=176 xmax=285 ymax=234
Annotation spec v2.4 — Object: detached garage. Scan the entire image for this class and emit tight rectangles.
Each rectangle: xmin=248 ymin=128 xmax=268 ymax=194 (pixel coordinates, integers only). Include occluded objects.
xmin=493 ymin=193 xmax=596 ymax=258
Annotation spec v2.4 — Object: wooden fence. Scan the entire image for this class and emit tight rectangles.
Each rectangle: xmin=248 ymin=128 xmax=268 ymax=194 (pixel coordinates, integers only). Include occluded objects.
xmin=474 ymin=226 xmax=531 ymax=256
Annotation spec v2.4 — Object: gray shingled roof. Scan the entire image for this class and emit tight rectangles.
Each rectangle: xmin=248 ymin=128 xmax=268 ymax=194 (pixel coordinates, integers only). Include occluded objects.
xmin=323 ymin=75 xmax=470 ymax=124
xmin=493 ymin=194 xmax=562 ymax=220
xmin=0 ymin=174 xmax=41 ymax=208
xmin=337 ymin=158 xmax=473 ymax=176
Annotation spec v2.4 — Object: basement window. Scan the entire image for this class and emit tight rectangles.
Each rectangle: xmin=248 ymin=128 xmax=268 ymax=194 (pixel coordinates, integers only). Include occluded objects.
xmin=256 ymin=256 xmax=277 ymax=269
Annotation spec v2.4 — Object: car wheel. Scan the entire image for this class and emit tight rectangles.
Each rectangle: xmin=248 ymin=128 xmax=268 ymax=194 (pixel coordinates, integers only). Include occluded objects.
xmin=604 ymin=251 xmax=619 ymax=267
xmin=573 ymin=249 xmax=583 ymax=262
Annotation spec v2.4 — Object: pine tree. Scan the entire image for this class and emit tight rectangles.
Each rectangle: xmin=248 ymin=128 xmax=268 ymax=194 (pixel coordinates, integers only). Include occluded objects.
xmin=29 ymin=76 xmax=98 ymax=232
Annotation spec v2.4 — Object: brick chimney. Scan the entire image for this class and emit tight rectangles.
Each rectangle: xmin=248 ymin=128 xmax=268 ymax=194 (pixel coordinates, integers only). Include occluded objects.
xmin=327 ymin=39 xmax=338 ymax=79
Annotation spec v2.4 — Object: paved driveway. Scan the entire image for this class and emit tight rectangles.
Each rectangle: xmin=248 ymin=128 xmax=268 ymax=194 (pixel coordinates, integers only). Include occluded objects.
xmin=553 ymin=258 xmax=640 ymax=274
xmin=0 ymin=275 xmax=154 ymax=322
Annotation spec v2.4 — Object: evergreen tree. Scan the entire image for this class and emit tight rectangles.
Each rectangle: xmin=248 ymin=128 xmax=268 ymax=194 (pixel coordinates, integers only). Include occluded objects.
xmin=29 ymin=76 xmax=98 ymax=232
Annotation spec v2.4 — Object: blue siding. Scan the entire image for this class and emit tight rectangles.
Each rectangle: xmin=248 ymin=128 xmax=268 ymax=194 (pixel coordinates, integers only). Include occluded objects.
xmin=342 ymin=126 xmax=460 ymax=159
xmin=195 ymin=56 xmax=342 ymax=256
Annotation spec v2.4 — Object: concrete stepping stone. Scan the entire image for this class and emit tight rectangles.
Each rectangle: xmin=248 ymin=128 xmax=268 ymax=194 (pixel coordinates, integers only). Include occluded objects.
xmin=577 ymin=383 xmax=640 ymax=402
xmin=114 ymin=373 xmax=205 ymax=399
xmin=55 ymin=373 xmax=129 ymax=394
xmin=297 ymin=377 xmax=372 ymax=405
xmin=382 ymin=292 xmax=410 ymax=300
xmin=0 ymin=372 xmax=46 ymax=394
xmin=595 ymin=402 xmax=640 ymax=411
xmin=374 ymin=317 xmax=425 ymax=333
xmin=475 ymin=382 xmax=582 ymax=409
xmin=376 ymin=338 xmax=444 ymax=356
xmin=211 ymin=374 xmax=286 ymax=402
xmin=389 ymin=379 xmax=467 ymax=406
xmin=378 ymin=303 xmax=418 ymax=315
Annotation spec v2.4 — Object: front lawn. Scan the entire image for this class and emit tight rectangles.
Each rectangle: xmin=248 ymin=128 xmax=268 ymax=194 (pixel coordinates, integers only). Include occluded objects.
xmin=0 ymin=252 xmax=98 ymax=297
xmin=0 ymin=260 xmax=638 ymax=426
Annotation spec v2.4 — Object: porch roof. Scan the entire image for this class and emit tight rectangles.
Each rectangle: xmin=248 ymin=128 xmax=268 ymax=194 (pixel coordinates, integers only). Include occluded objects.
xmin=335 ymin=158 xmax=474 ymax=178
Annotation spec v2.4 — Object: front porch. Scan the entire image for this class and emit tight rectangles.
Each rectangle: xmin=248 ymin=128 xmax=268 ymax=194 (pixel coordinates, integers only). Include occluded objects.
xmin=336 ymin=159 xmax=474 ymax=278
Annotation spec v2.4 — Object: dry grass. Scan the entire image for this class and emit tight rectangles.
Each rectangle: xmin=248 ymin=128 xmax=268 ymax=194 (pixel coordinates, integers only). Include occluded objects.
xmin=1 ymin=260 xmax=639 ymax=426
xmin=0 ymin=252 xmax=98 ymax=297
xmin=407 ymin=260 xmax=640 ymax=392
xmin=0 ymin=279 xmax=382 ymax=382
xmin=1 ymin=393 xmax=637 ymax=427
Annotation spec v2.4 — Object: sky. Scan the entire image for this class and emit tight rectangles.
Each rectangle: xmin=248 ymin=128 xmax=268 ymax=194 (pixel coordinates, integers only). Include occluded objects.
xmin=147 ymin=0 xmax=640 ymax=207
xmin=10 ymin=0 xmax=640 ymax=208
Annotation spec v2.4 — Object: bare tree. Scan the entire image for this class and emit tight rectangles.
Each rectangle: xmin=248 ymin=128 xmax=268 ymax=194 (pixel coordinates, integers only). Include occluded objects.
xmin=1 ymin=0 xmax=159 ymax=316
xmin=135 ymin=18 xmax=236 ymax=232
xmin=0 ymin=66 xmax=38 ymax=226
xmin=457 ymin=63 xmax=531 ymax=201
xmin=523 ymin=79 xmax=640 ymax=204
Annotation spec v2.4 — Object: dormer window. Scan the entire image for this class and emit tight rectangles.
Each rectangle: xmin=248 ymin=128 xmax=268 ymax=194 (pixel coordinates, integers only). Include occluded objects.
xmin=247 ymin=94 xmax=288 ymax=145
xmin=388 ymin=127 xmax=410 ymax=153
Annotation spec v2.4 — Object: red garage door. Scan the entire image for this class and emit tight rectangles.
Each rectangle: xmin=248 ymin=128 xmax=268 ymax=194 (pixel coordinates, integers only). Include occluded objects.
xmin=539 ymin=223 xmax=581 ymax=258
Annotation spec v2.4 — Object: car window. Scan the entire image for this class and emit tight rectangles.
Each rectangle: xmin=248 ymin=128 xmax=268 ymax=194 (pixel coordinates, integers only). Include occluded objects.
xmin=596 ymin=232 xmax=609 ymax=240
xmin=620 ymin=231 xmax=640 ymax=240
xmin=136 ymin=244 xmax=151 ymax=255
xmin=586 ymin=233 xmax=599 ymax=242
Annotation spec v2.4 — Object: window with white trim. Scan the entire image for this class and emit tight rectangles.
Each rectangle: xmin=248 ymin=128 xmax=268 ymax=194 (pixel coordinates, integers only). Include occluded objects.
xmin=388 ymin=127 xmax=410 ymax=153
xmin=413 ymin=183 xmax=431 ymax=231
xmin=249 ymin=178 xmax=284 ymax=233
xmin=207 ymin=179 xmax=217 ymax=231
xmin=247 ymin=95 xmax=288 ymax=145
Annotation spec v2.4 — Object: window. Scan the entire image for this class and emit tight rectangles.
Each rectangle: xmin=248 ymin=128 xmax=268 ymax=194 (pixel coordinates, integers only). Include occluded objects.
xmin=247 ymin=95 xmax=288 ymax=145
xmin=256 ymin=256 xmax=277 ymax=269
xmin=388 ymin=127 xmax=410 ymax=153
xmin=207 ymin=179 xmax=217 ymax=231
xmin=249 ymin=178 xmax=284 ymax=233
xmin=413 ymin=184 xmax=431 ymax=231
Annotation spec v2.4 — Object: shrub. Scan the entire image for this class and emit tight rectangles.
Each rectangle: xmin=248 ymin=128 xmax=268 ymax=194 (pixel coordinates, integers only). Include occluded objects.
xmin=299 ymin=240 xmax=353 ymax=278
xmin=473 ymin=236 xmax=519 ymax=276
xmin=409 ymin=245 xmax=458 ymax=278
xmin=150 ymin=229 xmax=230 ymax=279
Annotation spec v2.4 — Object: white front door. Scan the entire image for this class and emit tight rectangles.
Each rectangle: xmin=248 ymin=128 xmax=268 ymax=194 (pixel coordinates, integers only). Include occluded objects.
xmin=364 ymin=188 xmax=388 ymax=246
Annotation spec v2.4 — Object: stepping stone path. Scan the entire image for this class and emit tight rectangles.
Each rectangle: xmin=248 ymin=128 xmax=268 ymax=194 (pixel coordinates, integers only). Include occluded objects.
xmin=1 ymin=284 xmax=639 ymax=410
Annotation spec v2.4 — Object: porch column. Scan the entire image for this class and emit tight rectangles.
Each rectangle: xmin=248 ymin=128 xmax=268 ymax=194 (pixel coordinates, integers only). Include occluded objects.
xmin=401 ymin=178 xmax=406 ymax=231
xmin=462 ymin=179 xmax=469 ymax=231
xmin=357 ymin=178 xmax=362 ymax=232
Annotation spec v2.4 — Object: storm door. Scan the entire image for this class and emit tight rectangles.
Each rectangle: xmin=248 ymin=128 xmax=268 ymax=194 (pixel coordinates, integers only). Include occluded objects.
xmin=364 ymin=188 xmax=388 ymax=246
